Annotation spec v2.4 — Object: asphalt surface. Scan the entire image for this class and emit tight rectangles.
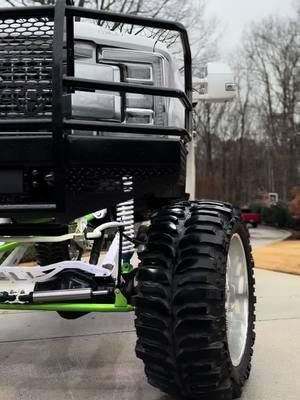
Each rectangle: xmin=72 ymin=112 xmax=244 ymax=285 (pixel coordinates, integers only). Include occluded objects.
xmin=0 ymin=226 xmax=299 ymax=400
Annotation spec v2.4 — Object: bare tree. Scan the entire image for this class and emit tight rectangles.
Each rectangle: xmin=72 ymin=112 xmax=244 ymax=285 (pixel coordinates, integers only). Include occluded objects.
xmin=193 ymin=99 xmax=229 ymax=199
xmin=230 ymin=55 xmax=254 ymax=204
xmin=243 ymin=15 xmax=300 ymax=201
xmin=1 ymin=0 xmax=217 ymax=60
xmin=200 ymin=12 xmax=300 ymax=206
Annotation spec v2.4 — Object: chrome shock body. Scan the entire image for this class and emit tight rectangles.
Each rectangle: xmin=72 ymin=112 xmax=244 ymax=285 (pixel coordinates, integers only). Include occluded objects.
xmin=116 ymin=177 xmax=135 ymax=263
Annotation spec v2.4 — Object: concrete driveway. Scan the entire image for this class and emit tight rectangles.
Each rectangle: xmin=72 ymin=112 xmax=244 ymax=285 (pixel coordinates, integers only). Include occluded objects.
xmin=249 ymin=225 xmax=291 ymax=248
xmin=0 ymin=226 xmax=299 ymax=400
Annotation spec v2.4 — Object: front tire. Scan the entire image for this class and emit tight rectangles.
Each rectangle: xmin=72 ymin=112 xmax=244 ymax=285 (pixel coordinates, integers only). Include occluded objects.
xmin=35 ymin=241 xmax=83 ymax=266
xmin=135 ymin=201 xmax=256 ymax=399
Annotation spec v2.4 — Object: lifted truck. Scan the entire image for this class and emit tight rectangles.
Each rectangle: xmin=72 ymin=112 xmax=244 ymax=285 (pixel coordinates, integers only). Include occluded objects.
xmin=0 ymin=1 xmax=255 ymax=399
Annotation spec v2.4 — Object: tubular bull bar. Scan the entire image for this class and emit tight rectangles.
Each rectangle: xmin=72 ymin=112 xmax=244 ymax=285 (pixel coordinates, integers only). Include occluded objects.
xmin=0 ymin=0 xmax=193 ymax=222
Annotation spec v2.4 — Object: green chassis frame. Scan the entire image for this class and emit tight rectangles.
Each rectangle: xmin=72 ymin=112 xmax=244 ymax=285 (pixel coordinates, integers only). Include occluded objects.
xmin=0 ymin=214 xmax=135 ymax=313
xmin=0 ymin=290 xmax=134 ymax=313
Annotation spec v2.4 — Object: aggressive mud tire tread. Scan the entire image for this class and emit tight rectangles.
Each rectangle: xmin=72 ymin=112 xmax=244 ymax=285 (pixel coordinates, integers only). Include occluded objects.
xmin=35 ymin=242 xmax=71 ymax=266
xmin=134 ymin=200 xmax=256 ymax=400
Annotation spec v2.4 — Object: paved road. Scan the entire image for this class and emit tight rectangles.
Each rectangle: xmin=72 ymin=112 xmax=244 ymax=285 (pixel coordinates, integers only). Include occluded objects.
xmin=249 ymin=225 xmax=291 ymax=248
xmin=0 ymin=226 xmax=299 ymax=400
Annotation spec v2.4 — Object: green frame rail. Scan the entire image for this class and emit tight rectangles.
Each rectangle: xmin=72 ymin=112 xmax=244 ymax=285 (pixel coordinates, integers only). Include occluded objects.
xmin=0 ymin=290 xmax=134 ymax=313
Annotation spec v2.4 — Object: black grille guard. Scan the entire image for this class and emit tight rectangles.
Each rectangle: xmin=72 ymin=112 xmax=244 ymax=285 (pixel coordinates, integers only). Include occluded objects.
xmin=0 ymin=0 xmax=193 ymax=220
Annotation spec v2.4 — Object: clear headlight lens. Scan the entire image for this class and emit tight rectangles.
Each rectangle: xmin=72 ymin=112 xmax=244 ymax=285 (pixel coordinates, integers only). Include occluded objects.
xmin=126 ymin=94 xmax=153 ymax=109
xmin=72 ymin=44 xmax=122 ymax=121
xmin=126 ymin=110 xmax=154 ymax=125
xmin=99 ymin=47 xmax=166 ymax=126
xmin=126 ymin=63 xmax=153 ymax=84
xmin=74 ymin=42 xmax=94 ymax=59
xmin=73 ymin=62 xmax=122 ymax=121
xmin=72 ymin=42 xmax=166 ymax=126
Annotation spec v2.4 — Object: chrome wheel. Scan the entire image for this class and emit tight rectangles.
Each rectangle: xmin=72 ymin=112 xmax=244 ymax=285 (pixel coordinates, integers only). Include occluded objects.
xmin=226 ymin=233 xmax=249 ymax=367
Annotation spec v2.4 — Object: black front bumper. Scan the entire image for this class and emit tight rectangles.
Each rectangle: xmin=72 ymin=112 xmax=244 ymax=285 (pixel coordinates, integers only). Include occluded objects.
xmin=0 ymin=134 xmax=186 ymax=221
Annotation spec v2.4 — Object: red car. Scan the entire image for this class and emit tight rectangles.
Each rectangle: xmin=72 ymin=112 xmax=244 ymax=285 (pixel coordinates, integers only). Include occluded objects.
xmin=241 ymin=208 xmax=260 ymax=228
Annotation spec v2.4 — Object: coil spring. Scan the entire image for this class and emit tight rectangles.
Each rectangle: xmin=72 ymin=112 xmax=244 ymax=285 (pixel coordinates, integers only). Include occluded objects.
xmin=116 ymin=177 xmax=135 ymax=256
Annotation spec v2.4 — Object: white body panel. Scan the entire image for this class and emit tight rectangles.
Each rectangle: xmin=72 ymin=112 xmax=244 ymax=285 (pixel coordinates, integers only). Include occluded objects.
xmin=75 ymin=22 xmax=172 ymax=61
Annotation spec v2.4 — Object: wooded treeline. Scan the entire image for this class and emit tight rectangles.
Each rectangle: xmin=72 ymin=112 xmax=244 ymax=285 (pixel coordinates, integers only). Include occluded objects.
xmin=195 ymin=9 xmax=300 ymax=206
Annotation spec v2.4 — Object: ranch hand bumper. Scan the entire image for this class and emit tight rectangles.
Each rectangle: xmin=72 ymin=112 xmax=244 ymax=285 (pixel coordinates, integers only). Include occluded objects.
xmin=0 ymin=134 xmax=186 ymax=221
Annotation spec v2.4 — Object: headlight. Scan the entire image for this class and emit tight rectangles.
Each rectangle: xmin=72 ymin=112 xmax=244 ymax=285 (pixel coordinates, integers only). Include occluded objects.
xmin=99 ymin=47 xmax=165 ymax=126
xmin=71 ymin=41 xmax=185 ymax=129
xmin=72 ymin=42 xmax=122 ymax=121
xmin=72 ymin=41 xmax=168 ymax=126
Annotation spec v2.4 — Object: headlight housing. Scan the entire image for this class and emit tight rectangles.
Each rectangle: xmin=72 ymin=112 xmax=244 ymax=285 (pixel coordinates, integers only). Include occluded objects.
xmin=72 ymin=42 xmax=122 ymax=122
xmin=72 ymin=41 xmax=176 ymax=127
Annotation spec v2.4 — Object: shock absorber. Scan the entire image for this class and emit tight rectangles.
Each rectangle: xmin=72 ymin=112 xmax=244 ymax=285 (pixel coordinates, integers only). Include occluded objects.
xmin=116 ymin=177 xmax=135 ymax=264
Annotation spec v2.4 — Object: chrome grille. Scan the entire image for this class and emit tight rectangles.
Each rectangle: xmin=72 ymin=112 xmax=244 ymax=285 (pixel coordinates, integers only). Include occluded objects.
xmin=0 ymin=17 xmax=54 ymax=119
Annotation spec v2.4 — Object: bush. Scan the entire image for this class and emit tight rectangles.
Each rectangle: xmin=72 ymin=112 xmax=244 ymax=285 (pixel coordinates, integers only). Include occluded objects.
xmin=261 ymin=203 xmax=293 ymax=228
xmin=290 ymin=217 xmax=300 ymax=230
xmin=249 ymin=201 xmax=267 ymax=214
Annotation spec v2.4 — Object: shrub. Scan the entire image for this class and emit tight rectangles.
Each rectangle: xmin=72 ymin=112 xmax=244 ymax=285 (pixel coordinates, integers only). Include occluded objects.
xmin=261 ymin=203 xmax=293 ymax=228
xmin=248 ymin=201 xmax=267 ymax=215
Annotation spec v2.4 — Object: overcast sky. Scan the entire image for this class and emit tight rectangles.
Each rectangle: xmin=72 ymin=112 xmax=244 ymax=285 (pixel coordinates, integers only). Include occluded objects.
xmin=205 ymin=0 xmax=297 ymax=53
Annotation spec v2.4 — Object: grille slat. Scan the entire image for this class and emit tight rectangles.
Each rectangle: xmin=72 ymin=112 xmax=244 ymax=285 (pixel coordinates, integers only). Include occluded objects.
xmin=0 ymin=16 xmax=54 ymax=119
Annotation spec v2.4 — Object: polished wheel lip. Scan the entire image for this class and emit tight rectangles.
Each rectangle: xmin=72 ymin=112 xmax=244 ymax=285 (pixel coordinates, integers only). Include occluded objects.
xmin=225 ymin=233 xmax=249 ymax=367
